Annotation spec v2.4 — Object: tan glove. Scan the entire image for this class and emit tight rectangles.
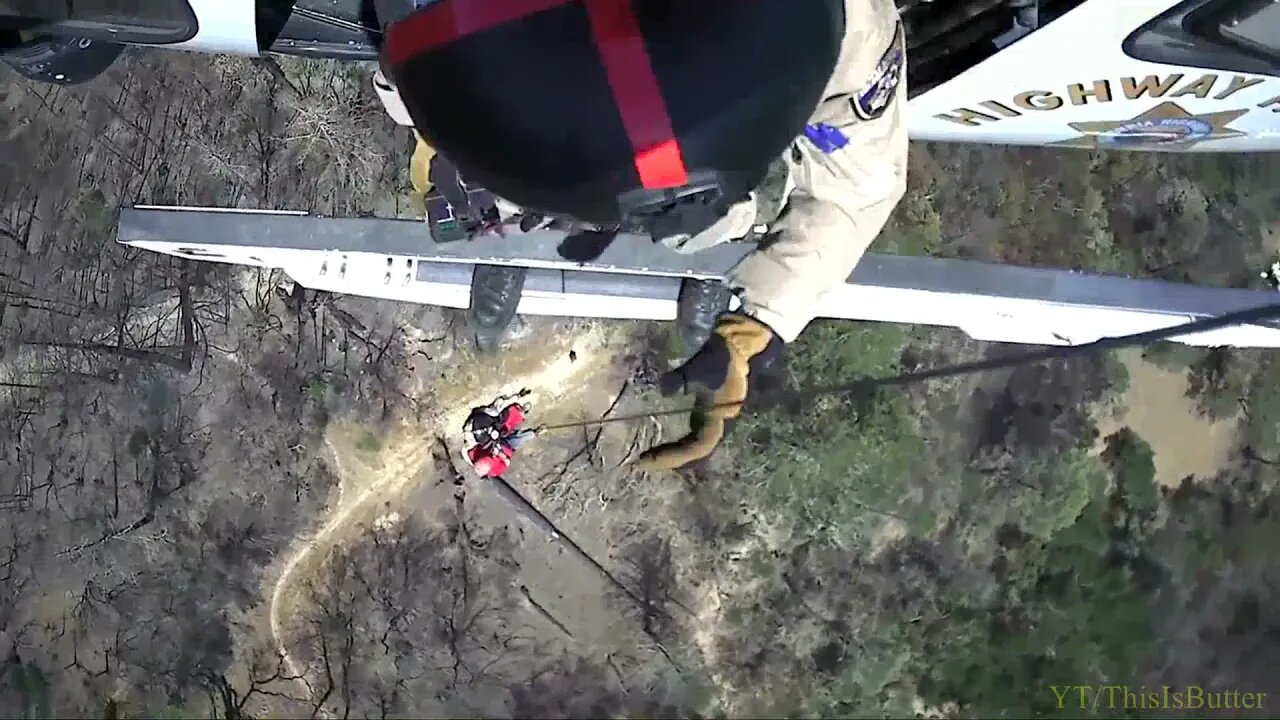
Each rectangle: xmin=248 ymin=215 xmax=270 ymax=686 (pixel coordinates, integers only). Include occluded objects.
xmin=409 ymin=134 xmax=436 ymax=194
xmin=635 ymin=314 xmax=784 ymax=471
xmin=406 ymin=134 xmax=437 ymax=218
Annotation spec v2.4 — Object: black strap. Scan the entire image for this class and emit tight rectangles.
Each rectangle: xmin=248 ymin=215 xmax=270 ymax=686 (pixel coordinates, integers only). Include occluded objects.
xmin=536 ymin=300 xmax=1280 ymax=433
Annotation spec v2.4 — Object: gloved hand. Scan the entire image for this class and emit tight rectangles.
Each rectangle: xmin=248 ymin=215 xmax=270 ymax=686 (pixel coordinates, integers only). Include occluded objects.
xmin=408 ymin=135 xmax=436 ymax=195
xmin=462 ymin=204 xmax=508 ymax=238
xmin=635 ymin=313 xmax=784 ymax=471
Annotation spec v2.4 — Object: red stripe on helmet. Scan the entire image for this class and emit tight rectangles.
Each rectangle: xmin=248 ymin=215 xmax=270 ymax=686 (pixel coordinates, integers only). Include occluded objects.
xmin=384 ymin=0 xmax=573 ymax=66
xmin=584 ymin=0 xmax=689 ymax=189
xmin=634 ymin=139 xmax=688 ymax=189
xmin=385 ymin=0 xmax=690 ymax=191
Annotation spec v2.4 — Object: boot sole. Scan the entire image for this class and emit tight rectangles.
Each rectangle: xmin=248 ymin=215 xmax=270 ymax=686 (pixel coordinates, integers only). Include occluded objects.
xmin=469 ymin=264 xmax=526 ymax=354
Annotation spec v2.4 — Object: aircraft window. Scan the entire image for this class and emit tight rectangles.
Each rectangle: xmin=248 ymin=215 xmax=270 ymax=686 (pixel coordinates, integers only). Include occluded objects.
xmin=1211 ymin=0 xmax=1280 ymax=59
xmin=1124 ymin=0 xmax=1280 ymax=77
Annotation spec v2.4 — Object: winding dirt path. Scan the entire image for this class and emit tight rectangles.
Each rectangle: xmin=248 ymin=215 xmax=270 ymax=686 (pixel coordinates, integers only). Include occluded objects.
xmin=264 ymin=325 xmax=612 ymax=708
xmin=268 ymin=428 xmax=434 ymax=700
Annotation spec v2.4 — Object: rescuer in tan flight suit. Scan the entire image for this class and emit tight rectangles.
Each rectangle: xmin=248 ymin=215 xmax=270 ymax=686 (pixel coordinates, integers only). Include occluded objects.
xmin=376 ymin=0 xmax=908 ymax=472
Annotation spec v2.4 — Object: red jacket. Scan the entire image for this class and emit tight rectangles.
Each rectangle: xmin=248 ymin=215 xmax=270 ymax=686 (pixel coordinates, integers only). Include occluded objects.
xmin=466 ymin=404 xmax=526 ymax=478
xmin=497 ymin=404 xmax=525 ymax=432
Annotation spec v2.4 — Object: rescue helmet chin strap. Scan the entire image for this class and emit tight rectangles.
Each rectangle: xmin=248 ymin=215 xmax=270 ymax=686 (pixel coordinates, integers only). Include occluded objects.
xmin=617 ymin=171 xmax=732 ymax=244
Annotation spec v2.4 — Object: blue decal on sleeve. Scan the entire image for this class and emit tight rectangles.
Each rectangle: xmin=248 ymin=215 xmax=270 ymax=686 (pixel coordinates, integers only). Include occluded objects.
xmin=853 ymin=21 xmax=904 ymax=121
xmin=803 ymin=123 xmax=850 ymax=154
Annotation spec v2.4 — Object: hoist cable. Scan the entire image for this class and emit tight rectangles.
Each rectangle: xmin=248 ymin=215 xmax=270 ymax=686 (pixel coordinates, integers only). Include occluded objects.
xmin=534 ymin=300 xmax=1280 ymax=433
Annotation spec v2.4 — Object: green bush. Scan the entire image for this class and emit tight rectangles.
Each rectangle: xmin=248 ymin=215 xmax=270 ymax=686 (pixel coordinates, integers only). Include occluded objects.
xmin=735 ymin=321 xmax=923 ymax=544
xmin=881 ymin=185 xmax=944 ymax=256
xmin=1242 ymin=359 xmax=1280 ymax=460
xmin=1187 ymin=348 xmax=1248 ymax=421
xmin=356 ymin=430 xmax=382 ymax=453
xmin=1141 ymin=342 xmax=1205 ymax=373
xmin=1020 ymin=450 xmax=1108 ymax=540
xmin=3 ymin=661 xmax=50 ymax=720
xmin=715 ymin=319 xmax=1185 ymax=719
xmin=919 ymin=440 xmax=1160 ymax=718
xmin=808 ymin=622 xmax=918 ymax=718
xmin=1102 ymin=428 xmax=1159 ymax=533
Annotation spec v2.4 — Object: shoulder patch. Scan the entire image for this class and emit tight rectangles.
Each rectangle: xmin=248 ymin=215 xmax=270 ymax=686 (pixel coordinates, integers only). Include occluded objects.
xmin=853 ymin=21 xmax=905 ymax=122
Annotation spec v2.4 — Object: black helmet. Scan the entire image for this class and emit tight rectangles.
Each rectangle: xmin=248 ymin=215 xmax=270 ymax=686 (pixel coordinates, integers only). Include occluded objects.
xmin=382 ymin=0 xmax=845 ymax=226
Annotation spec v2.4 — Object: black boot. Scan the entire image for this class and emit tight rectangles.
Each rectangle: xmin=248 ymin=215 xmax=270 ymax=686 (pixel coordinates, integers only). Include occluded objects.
xmin=673 ymin=278 xmax=733 ymax=364
xmin=468 ymin=264 xmax=527 ymax=354
xmin=518 ymin=213 xmax=546 ymax=232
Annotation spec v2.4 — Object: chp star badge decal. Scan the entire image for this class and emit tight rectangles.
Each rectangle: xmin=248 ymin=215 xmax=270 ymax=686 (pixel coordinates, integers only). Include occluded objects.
xmin=853 ymin=21 xmax=905 ymax=121
xmin=1051 ymin=101 xmax=1249 ymax=150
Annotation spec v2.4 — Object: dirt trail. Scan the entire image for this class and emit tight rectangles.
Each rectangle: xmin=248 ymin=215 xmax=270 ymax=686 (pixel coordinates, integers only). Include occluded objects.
xmin=267 ymin=426 xmax=433 ymax=701
xmin=1096 ymin=348 xmax=1239 ymax=487
xmin=264 ymin=324 xmax=616 ymax=707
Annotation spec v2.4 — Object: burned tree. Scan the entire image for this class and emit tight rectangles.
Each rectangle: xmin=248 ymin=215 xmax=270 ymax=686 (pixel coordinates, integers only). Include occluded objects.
xmin=291 ymin=507 xmax=535 ymax=718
